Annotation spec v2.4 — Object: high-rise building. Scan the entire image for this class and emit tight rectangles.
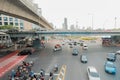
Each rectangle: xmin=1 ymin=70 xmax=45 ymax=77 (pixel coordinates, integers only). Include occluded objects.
xmin=70 ymin=24 xmax=75 ymax=30
xmin=63 ymin=18 xmax=68 ymax=30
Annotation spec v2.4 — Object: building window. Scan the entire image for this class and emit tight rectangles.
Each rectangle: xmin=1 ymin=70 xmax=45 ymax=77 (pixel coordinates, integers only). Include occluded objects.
xmin=0 ymin=22 xmax=2 ymax=25
xmin=0 ymin=17 xmax=2 ymax=21
xmin=20 ymin=23 xmax=23 ymax=27
xmin=9 ymin=17 xmax=13 ymax=22
xmin=20 ymin=27 xmax=24 ymax=29
xmin=4 ymin=22 xmax=8 ymax=25
xmin=3 ymin=17 xmax=8 ymax=21
xmin=10 ymin=22 xmax=13 ymax=25
xmin=15 ymin=23 xmax=18 ymax=26
xmin=15 ymin=18 xmax=18 ymax=22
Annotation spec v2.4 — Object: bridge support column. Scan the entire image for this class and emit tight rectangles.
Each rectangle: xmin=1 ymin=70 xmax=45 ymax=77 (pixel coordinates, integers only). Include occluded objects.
xmin=32 ymin=33 xmax=41 ymax=49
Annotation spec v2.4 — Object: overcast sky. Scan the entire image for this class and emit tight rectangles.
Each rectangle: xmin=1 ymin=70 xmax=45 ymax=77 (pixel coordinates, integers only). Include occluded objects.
xmin=33 ymin=0 xmax=120 ymax=29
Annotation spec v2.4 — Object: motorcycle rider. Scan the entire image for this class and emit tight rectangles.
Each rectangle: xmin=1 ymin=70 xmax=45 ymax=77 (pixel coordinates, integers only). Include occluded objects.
xmin=54 ymin=64 xmax=58 ymax=72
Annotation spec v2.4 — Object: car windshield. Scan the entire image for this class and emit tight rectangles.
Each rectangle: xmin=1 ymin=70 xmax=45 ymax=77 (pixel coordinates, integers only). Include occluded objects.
xmin=108 ymin=53 xmax=115 ymax=57
xmin=82 ymin=56 xmax=86 ymax=59
xmin=73 ymin=49 xmax=77 ymax=52
xmin=106 ymin=63 xmax=115 ymax=68
xmin=90 ymin=72 xmax=99 ymax=77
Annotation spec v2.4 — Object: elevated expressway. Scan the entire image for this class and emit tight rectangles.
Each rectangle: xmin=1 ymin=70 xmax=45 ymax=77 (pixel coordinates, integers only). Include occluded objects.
xmin=0 ymin=0 xmax=53 ymax=29
xmin=7 ymin=31 xmax=120 ymax=38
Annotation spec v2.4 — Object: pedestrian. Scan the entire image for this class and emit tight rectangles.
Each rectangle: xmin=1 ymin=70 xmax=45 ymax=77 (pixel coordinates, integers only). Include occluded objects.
xmin=11 ymin=69 xmax=16 ymax=79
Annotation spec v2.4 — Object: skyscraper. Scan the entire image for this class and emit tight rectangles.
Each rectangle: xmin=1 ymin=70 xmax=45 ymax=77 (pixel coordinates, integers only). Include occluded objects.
xmin=63 ymin=18 xmax=68 ymax=30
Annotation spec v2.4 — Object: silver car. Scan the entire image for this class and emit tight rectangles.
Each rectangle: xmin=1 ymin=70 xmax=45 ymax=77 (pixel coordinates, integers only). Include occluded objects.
xmin=80 ymin=55 xmax=88 ymax=63
xmin=87 ymin=66 xmax=100 ymax=80
xmin=72 ymin=48 xmax=79 ymax=55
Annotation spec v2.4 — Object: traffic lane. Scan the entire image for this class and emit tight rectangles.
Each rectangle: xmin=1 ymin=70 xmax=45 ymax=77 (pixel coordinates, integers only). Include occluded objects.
xmin=1 ymin=40 xmax=61 ymax=80
xmin=57 ymin=44 xmax=88 ymax=80
xmin=62 ymin=40 xmax=120 ymax=80
xmin=61 ymin=40 xmax=120 ymax=80
xmin=81 ymin=43 xmax=120 ymax=80
xmin=63 ymin=41 xmax=120 ymax=80
xmin=24 ymin=40 xmax=66 ymax=78
xmin=115 ymin=55 xmax=120 ymax=80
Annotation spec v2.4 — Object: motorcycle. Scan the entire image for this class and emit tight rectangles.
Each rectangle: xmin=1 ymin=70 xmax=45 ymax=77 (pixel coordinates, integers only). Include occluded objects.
xmin=53 ymin=64 xmax=58 ymax=72
xmin=29 ymin=61 xmax=34 ymax=67
xmin=54 ymin=67 xmax=58 ymax=72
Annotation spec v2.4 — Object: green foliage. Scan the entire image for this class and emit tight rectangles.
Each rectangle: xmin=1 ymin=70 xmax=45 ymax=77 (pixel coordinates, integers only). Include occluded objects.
xmin=0 ymin=25 xmax=18 ymax=29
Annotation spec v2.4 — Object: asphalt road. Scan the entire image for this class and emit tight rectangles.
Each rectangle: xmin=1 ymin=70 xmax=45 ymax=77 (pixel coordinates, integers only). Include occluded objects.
xmin=1 ymin=39 xmax=120 ymax=80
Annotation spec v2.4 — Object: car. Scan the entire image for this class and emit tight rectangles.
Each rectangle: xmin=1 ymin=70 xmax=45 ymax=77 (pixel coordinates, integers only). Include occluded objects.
xmin=83 ymin=44 xmax=88 ymax=50
xmin=73 ymin=42 xmax=77 ymax=45
xmin=116 ymin=50 xmax=120 ymax=55
xmin=53 ymin=44 xmax=62 ymax=52
xmin=80 ymin=54 xmax=88 ymax=63
xmin=62 ymin=42 xmax=65 ymax=45
xmin=53 ymin=47 xmax=62 ymax=52
xmin=104 ymin=61 xmax=116 ymax=74
xmin=72 ymin=48 xmax=79 ymax=55
xmin=70 ymin=45 xmax=73 ymax=48
xmin=87 ymin=66 xmax=100 ymax=80
xmin=69 ymin=43 xmax=72 ymax=45
xmin=18 ymin=49 xmax=32 ymax=56
xmin=107 ymin=53 xmax=116 ymax=62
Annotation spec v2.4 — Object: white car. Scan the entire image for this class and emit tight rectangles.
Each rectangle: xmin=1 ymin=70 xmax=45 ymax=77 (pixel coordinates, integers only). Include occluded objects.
xmin=87 ymin=66 xmax=100 ymax=80
xmin=83 ymin=44 xmax=88 ymax=50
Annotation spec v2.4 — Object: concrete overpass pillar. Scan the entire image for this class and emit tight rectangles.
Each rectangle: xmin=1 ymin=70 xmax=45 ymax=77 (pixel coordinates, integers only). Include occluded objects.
xmin=32 ymin=33 xmax=42 ymax=49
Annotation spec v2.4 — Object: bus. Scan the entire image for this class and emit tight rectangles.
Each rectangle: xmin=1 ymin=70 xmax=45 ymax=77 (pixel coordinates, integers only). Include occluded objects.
xmin=0 ymin=32 xmax=13 ymax=48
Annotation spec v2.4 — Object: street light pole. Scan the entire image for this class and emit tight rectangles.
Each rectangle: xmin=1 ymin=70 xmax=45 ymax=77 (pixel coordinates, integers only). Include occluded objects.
xmin=92 ymin=15 xmax=93 ymax=30
xmin=115 ymin=17 xmax=117 ymax=29
xmin=88 ymin=13 xmax=94 ymax=30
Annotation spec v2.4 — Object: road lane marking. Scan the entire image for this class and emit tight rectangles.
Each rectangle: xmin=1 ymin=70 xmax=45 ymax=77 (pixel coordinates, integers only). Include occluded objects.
xmin=56 ymin=65 xmax=66 ymax=80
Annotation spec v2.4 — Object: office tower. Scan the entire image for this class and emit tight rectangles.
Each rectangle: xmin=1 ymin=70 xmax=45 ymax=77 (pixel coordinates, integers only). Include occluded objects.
xmin=63 ymin=18 xmax=68 ymax=30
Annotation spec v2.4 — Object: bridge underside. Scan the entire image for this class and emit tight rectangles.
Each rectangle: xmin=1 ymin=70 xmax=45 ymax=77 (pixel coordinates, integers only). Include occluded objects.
xmin=0 ymin=0 xmax=53 ymax=29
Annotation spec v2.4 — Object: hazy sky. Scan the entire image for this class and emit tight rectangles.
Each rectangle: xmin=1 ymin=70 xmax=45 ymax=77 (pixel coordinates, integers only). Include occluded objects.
xmin=33 ymin=0 xmax=120 ymax=29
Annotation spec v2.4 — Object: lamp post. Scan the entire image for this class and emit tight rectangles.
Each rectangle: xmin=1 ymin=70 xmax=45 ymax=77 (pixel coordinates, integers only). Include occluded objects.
xmin=114 ymin=17 xmax=117 ymax=29
xmin=88 ymin=13 xmax=94 ymax=30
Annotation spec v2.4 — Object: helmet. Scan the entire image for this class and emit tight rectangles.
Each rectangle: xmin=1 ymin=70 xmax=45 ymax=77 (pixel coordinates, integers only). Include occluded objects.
xmin=54 ymin=64 xmax=58 ymax=67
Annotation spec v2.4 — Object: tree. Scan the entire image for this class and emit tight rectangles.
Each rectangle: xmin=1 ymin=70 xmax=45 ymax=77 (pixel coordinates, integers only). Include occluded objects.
xmin=0 ymin=25 xmax=18 ymax=30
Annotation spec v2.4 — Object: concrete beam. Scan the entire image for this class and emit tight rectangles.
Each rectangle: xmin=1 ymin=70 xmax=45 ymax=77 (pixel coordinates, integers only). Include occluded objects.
xmin=0 ymin=0 xmax=53 ymax=29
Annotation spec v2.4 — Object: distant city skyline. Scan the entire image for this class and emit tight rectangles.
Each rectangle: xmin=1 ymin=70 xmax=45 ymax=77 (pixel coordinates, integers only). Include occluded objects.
xmin=33 ymin=0 xmax=120 ymax=29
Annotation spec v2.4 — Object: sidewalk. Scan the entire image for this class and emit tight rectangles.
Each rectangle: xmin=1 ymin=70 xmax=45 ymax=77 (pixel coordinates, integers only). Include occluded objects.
xmin=0 ymin=50 xmax=27 ymax=77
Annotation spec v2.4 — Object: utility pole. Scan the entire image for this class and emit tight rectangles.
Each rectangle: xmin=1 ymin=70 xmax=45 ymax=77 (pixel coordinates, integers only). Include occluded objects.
xmin=115 ymin=17 xmax=117 ymax=29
